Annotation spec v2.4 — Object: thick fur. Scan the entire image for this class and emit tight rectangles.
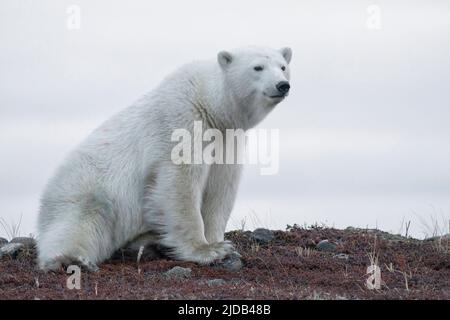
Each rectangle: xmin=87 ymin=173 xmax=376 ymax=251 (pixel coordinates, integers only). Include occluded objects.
xmin=37 ymin=46 xmax=292 ymax=271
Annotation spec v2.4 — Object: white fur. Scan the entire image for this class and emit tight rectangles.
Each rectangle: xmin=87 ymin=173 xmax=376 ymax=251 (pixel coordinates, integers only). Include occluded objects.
xmin=37 ymin=46 xmax=292 ymax=271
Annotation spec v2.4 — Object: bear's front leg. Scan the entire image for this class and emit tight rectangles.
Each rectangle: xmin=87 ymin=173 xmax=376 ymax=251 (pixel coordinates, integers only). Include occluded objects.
xmin=155 ymin=162 xmax=235 ymax=264
xmin=202 ymin=163 xmax=242 ymax=244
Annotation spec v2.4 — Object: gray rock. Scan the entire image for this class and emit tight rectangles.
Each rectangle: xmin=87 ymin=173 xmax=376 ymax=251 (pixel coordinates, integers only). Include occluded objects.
xmin=250 ymin=228 xmax=275 ymax=244
xmin=10 ymin=237 xmax=36 ymax=248
xmin=333 ymin=253 xmax=349 ymax=260
xmin=424 ymin=234 xmax=450 ymax=242
xmin=0 ymin=237 xmax=8 ymax=248
xmin=164 ymin=266 xmax=192 ymax=278
xmin=204 ymin=278 xmax=226 ymax=286
xmin=0 ymin=243 xmax=24 ymax=258
xmin=316 ymin=240 xmax=337 ymax=252
xmin=345 ymin=227 xmax=414 ymax=242
xmin=218 ymin=252 xmax=243 ymax=271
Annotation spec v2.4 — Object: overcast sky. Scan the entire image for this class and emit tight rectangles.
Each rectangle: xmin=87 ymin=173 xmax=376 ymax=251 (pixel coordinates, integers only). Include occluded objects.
xmin=1 ymin=0 xmax=449 ymax=239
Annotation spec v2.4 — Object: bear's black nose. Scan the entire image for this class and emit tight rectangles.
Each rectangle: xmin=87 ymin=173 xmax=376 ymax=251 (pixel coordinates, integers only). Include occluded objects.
xmin=276 ymin=81 xmax=290 ymax=94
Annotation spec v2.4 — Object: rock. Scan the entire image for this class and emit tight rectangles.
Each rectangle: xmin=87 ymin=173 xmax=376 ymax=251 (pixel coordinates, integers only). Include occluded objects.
xmin=164 ymin=266 xmax=192 ymax=278
xmin=250 ymin=228 xmax=275 ymax=244
xmin=0 ymin=237 xmax=8 ymax=248
xmin=333 ymin=253 xmax=349 ymax=260
xmin=204 ymin=278 xmax=226 ymax=286
xmin=345 ymin=227 xmax=414 ymax=242
xmin=10 ymin=237 xmax=36 ymax=249
xmin=217 ymin=252 xmax=243 ymax=271
xmin=243 ymin=231 xmax=253 ymax=237
xmin=316 ymin=240 xmax=337 ymax=252
xmin=0 ymin=243 xmax=24 ymax=258
xmin=424 ymin=234 xmax=450 ymax=242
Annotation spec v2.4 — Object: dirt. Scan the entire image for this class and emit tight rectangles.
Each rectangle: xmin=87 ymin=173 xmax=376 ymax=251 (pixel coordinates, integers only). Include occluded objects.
xmin=0 ymin=225 xmax=449 ymax=300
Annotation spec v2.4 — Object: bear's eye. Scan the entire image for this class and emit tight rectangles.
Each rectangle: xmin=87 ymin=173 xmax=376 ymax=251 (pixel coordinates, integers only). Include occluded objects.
xmin=254 ymin=65 xmax=264 ymax=71
xmin=281 ymin=66 xmax=286 ymax=71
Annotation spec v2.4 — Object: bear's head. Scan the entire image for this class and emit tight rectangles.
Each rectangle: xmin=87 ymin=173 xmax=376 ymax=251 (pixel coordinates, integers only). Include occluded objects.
xmin=217 ymin=46 xmax=292 ymax=128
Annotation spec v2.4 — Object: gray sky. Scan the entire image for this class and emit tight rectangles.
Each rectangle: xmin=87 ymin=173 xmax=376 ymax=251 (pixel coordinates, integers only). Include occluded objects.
xmin=1 ymin=0 xmax=450 ymax=239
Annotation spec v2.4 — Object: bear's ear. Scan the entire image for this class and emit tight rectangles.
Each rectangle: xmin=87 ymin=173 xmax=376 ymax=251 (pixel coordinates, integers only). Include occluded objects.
xmin=280 ymin=47 xmax=292 ymax=64
xmin=217 ymin=51 xmax=233 ymax=69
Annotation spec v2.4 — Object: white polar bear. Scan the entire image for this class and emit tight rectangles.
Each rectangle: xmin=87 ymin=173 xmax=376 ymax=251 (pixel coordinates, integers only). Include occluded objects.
xmin=37 ymin=46 xmax=292 ymax=271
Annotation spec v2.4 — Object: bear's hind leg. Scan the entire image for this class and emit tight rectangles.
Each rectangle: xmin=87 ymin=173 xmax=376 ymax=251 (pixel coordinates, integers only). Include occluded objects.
xmin=37 ymin=192 xmax=116 ymax=272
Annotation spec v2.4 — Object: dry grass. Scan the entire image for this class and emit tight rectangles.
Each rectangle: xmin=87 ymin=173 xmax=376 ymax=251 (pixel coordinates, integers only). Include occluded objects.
xmin=416 ymin=210 xmax=450 ymax=253
xmin=295 ymin=246 xmax=313 ymax=257
xmin=250 ymin=243 xmax=260 ymax=253
xmin=0 ymin=214 xmax=22 ymax=240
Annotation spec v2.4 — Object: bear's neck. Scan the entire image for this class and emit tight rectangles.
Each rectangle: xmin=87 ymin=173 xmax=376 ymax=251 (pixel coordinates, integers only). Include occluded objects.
xmin=198 ymin=69 xmax=256 ymax=132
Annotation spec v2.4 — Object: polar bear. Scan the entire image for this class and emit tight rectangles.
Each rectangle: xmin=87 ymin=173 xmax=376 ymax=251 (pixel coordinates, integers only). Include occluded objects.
xmin=37 ymin=46 xmax=292 ymax=271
